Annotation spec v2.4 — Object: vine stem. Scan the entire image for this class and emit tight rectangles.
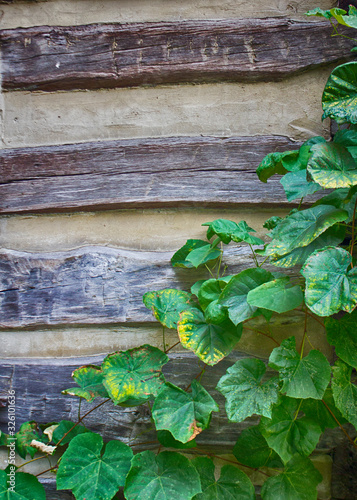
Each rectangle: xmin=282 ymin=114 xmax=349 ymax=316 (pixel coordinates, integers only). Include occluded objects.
xmin=243 ymin=325 xmax=280 ymax=346
xmin=162 ymin=326 xmax=166 ymax=352
xmin=205 ymin=264 xmax=215 ymax=279
xmin=55 ymin=398 xmax=111 ymax=447
xmin=349 ymin=196 xmax=357 ymax=267
xmin=35 ymin=465 xmax=58 ymax=477
xmin=184 ymin=367 xmax=206 ymax=392
xmin=299 ymin=307 xmax=309 ymax=357
xmin=16 ymin=455 xmax=50 ymax=470
xmin=322 ymin=400 xmax=357 ymax=451
xmin=188 ymin=448 xmax=271 ymax=477
xmin=248 ymin=243 xmax=259 ymax=268
xmin=165 ymin=341 xmax=180 ymax=354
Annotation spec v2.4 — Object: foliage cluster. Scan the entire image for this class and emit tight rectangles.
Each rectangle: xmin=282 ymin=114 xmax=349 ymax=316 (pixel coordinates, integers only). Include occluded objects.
xmin=1 ymin=6 xmax=357 ymax=500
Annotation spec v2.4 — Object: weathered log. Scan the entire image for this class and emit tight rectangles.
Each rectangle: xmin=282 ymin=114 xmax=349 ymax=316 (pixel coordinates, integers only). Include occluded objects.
xmin=0 ymin=353 xmax=348 ymax=453
xmin=0 ymin=135 xmax=304 ymax=214
xmin=0 ymin=19 xmax=355 ymax=92
xmin=0 ymin=245 xmax=264 ymax=328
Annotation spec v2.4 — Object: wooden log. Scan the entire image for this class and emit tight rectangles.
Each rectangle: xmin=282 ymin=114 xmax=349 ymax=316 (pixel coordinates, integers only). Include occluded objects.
xmin=0 ymin=19 xmax=355 ymax=92
xmin=0 ymin=245 xmax=263 ymax=328
xmin=0 ymin=135 xmax=305 ymax=214
xmin=0 ymin=354 xmax=347 ymax=453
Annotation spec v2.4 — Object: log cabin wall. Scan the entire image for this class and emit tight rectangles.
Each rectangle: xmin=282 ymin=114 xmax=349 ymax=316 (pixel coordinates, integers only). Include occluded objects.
xmin=0 ymin=0 xmax=356 ymax=498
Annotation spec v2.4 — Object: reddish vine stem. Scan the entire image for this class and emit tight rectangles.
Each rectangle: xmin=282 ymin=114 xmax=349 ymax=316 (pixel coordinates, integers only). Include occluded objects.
xmin=322 ymin=399 xmax=357 ymax=450
xmin=243 ymin=326 xmax=280 ymax=346
xmin=35 ymin=465 xmax=58 ymax=477
xmin=165 ymin=341 xmax=180 ymax=354
xmin=184 ymin=367 xmax=206 ymax=392
xmin=55 ymin=398 xmax=111 ymax=447
xmin=190 ymin=448 xmax=271 ymax=477
xmin=304 ymin=309 xmax=325 ymax=328
xmin=350 ymin=196 xmax=357 ymax=267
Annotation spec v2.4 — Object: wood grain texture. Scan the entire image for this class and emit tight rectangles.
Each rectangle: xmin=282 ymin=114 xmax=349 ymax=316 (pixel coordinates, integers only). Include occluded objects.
xmin=0 ymin=354 xmax=347 ymax=453
xmin=0 ymin=135 xmax=303 ymax=214
xmin=0 ymin=19 xmax=355 ymax=92
xmin=0 ymin=245 xmax=263 ymax=328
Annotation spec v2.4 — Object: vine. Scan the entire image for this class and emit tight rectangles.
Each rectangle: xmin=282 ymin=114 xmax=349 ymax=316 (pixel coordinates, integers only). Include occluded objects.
xmin=1 ymin=6 xmax=357 ymax=500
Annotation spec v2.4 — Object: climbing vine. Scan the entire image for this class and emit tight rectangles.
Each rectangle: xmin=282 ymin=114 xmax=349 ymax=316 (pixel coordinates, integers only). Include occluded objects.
xmin=1 ymin=6 xmax=357 ymax=499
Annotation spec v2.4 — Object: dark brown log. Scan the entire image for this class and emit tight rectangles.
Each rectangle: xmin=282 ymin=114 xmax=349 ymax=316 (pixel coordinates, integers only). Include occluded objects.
xmin=0 ymin=245 xmax=265 ymax=328
xmin=0 ymin=135 xmax=304 ymax=214
xmin=0 ymin=19 xmax=355 ymax=92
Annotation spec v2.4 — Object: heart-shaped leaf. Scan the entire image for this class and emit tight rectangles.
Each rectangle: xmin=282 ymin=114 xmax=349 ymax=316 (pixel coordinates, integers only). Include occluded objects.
xmin=178 ymin=309 xmax=242 ymax=365
xmin=171 ymin=239 xmax=211 ymax=268
xmin=233 ymin=426 xmax=283 ymax=468
xmin=280 ymin=170 xmax=321 ymax=202
xmin=331 ymin=360 xmax=357 ymax=429
xmin=0 ymin=469 xmax=46 ymax=500
xmin=269 ymin=225 xmax=345 ymax=268
xmin=186 ymin=244 xmax=221 ymax=268
xmin=269 ymin=336 xmax=331 ymax=399
xmin=261 ymin=455 xmax=323 ymax=500
xmin=301 ymin=388 xmax=347 ymax=431
xmin=307 ymin=142 xmax=357 ymax=188
xmin=143 ymin=289 xmax=197 ymax=329
xmin=322 ymin=61 xmax=357 ymax=124
xmin=218 ymin=268 xmax=274 ymax=325
xmin=197 ymin=279 xmax=228 ymax=310
xmin=265 ymin=205 xmax=348 ymax=257
xmin=260 ymin=397 xmax=322 ymax=464
xmin=57 ymin=433 xmax=133 ymax=500
xmin=247 ymin=278 xmax=303 ymax=313
xmin=102 ymin=344 xmax=169 ymax=405
xmin=216 ymin=358 xmax=280 ymax=422
xmin=52 ymin=420 xmax=89 ymax=446
xmin=124 ymin=451 xmax=201 ymax=500
xmin=61 ymin=364 xmax=109 ymax=402
xmin=15 ymin=421 xmax=47 ymax=459
xmin=152 ymin=381 xmax=218 ymax=443
xmin=256 ymin=150 xmax=298 ymax=182
xmin=203 ymin=219 xmax=263 ymax=245
xmin=325 ymin=310 xmax=357 ymax=368
xmin=192 ymin=457 xmax=255 ymax=500
xmin=302 ymin=247 xmax=357 ymax=316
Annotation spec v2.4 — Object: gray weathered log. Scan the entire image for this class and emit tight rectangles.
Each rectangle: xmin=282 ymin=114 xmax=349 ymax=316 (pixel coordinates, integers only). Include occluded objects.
xmin=0 ymin=354 xmax=348 ymax=453
xmin=0 ymin=19 xmax=355 ymax=92
xmin=0 ymin=135 xmax=304 ymax=214
xmin=0 ymin=245 xmax=269 ymax=328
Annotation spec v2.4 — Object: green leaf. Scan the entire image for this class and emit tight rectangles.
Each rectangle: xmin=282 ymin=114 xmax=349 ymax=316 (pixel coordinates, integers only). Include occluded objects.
xmin=57 ymin=432 xmax=133 ymax=500
xmin=265 ymin=205 xmax=348 ymax=257
xmin=152 ymin=381 xmax=219 ymax=443
xmin=260 ymin=455 xmax=323 ymax=500
xmin=52 ymin=420 xmax=89 ymax=446
xmin=269 ymin=224 xmax=346 ymax=268
xmin=0 ymin=469 xmax=46 ymax=500
xmin=204 ymin=300 xmax=228 ymax=325
xmin=157 ymin=430 xmax=197 ymax=449
xmin=203 ymin=219 xmax=263 ymax=245
xmin=325 ymin=310 xmax=357 ymax=368
xmin=217 ymin=268 xmax=274 ymax=325
xmin=197 ymin=279 xmax=228 ymax=310
xmin=102 ymin=344 xmax=169 ymax=405
xmin=216 ymin=358 xmax=280 ymax=422
xmin=302 ymin=247 xmax=357 ymax=316
xmin=260 ymin=397 xmax=322 ymax=463
xmin=192 ymin=457 xmax=255 ymax=500
xmin=233 ymin=427 xmax=283 ymax=468
xmin=263 ymin=216 xmax=282 ymax=230
xmin=322 ymin=62 xmax=357 ymax=124
xmin=186 ymin=244 xmax=221 ymax=269
xmin=306 ymin=7 xmax=333 ymax=19
xmin=280 ymin=170 xmax=321 ymax=201
xmin=178 ymin=309 xmax=242 ymax=365
xmin=15 ymin=421 xmax=47 ymax=459
xmin=301 ymin=388 xmax=347 ymax=431
xmin=247 ymin=278 xmax=303 ymax=313
xmin=171 ymin=239 xmax=210 ymax=268
xmin=333 ymin=128 xmax=357 ymax=149
xmin=124 ymin=450 xmax=201 ymax=500
xmin=331 ymin=360 xmax=357 ymax=429
xmin=269 ymin=336 xmax=331 ymax=399
xmin=61 ymin=364 xmax=109 ymax=402
xmin=0 ymin=431 xmax=8 ymax=446
xmin=143 ymin=289 xmax=197 ymax=329
xmin=256 ymin=151 xmax=297 ymax=182
xmin=307 ymin=142 xmax=357 ymax=188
